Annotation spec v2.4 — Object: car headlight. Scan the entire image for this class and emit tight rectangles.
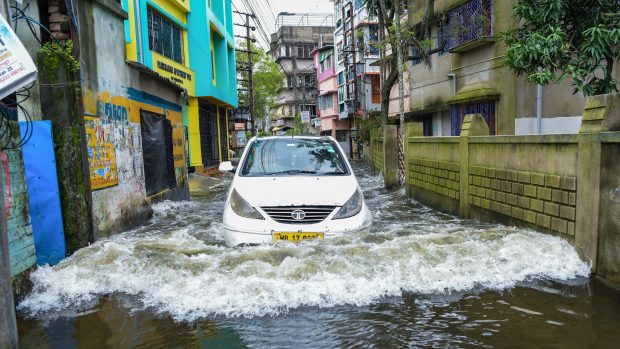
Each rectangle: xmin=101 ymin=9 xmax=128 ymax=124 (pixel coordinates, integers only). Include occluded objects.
xmin=230 ymin=189 xmax=264 ymax=220
xmin=333 ymin=188 xmax=363 ymax=219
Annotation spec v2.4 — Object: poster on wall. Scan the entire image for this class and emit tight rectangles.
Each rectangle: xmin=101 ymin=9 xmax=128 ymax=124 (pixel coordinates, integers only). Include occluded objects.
xmin=301 ymin=111 xmax=310 ymax=124
xmin=84 ymin=117 xmax=119 ymax=190
xmin=0 ymin=14 xmax=37 ymax=99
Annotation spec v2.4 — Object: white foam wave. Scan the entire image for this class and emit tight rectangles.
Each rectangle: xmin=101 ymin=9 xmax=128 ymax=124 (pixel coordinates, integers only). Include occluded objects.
xmin=18 ymin=227 xmax=590 ymax=321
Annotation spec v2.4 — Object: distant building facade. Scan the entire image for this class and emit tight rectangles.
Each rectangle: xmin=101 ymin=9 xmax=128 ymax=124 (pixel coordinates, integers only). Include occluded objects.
xmin=333 ymin=0 xmax=382 ymax=157
xmin=406 ymin=0 xmax=586 ymax=136
xmin=270 ymin=14 xmax=334 ymax=134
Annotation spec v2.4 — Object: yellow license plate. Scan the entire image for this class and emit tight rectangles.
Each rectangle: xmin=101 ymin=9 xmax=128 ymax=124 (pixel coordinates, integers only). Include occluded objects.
xmin=273 ymin=232 xmax=324 ymax=242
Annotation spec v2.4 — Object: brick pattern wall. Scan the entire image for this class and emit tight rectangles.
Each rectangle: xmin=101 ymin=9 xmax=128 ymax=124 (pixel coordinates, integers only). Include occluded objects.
xmin=49 ymin=0 xmax=72 ymax=40
xmin=468 ymin=166 xmax=577 ymax=235
xmin=372 ymin=138 xmax=384 ymax=173
xmin=410 ymin=158 xmax=461 ymax=200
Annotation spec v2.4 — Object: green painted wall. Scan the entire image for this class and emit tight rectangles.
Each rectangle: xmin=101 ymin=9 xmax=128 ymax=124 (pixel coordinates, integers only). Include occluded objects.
xmin=1 ymin=122 xmax=36 ymax=278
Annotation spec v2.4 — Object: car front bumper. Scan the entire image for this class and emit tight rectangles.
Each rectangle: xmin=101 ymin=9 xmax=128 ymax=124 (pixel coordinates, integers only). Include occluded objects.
xmin=221 ymin=205 xmax=373 ymax=246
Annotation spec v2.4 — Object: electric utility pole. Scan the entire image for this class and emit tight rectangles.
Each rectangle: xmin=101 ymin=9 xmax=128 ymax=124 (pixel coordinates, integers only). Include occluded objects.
xmin=342 ymin=1 xmax=359 ymax=159
xmin=234 ymin=11 xmax=257 ymax=136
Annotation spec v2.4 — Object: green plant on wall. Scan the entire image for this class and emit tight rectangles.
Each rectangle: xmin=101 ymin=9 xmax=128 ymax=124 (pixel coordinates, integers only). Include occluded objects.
xmin=39 ymin=40 xmax=81 ymax=95
xmin=40 ymin=40 xmax=80 ymax=77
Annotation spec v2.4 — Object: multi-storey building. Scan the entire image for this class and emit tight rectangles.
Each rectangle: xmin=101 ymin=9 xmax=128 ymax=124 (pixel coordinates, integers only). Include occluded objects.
xmin=311 ymin=45 xmax=348 ymax=149
xmin=406 ymin=0 xmax=586 ymax=136
xmin=125 ymin=0 xmax=238 ymax=172
xmin=333 ymin=0 xmax=382 ymax=156
xmin=270 ymin=14 xmax=334 ymax=134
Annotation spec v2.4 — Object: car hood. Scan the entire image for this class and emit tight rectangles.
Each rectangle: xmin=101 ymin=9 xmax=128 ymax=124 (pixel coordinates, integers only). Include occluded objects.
xmin=232 ymin=175 xmax=358 ymax=207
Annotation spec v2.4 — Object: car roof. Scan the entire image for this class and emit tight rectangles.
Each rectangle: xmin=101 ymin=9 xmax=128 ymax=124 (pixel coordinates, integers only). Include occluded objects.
xmin=251 ymin=135 xmax=335 ymax=141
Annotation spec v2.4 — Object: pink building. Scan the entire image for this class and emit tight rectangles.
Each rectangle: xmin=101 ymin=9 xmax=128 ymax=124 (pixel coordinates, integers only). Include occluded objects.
xmin=312 ymin=46 xmax=350 ymax=149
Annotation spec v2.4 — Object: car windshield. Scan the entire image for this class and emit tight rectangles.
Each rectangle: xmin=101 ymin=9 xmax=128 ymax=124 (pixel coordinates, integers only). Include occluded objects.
xmin=240 ymin=138 xmax=350 ymax=176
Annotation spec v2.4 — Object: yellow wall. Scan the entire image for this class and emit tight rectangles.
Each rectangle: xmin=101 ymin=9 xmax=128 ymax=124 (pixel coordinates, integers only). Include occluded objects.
xmin=125 ymin=0 xmax=138 ymax=62
xmin=83 ymin=89 xmax=187 ymax=188
xmin=150 ymin=0 xmax=189 ymax=24
xmin=187 ymin=97 xmax=203 ymax=167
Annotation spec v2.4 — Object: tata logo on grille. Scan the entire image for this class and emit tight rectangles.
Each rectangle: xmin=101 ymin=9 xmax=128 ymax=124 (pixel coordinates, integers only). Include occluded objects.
xmin=291 ymin=209 xmax=306 ymax=220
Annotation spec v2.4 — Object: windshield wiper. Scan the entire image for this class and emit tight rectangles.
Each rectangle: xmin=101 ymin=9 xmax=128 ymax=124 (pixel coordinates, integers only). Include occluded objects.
xmin=269 ymin=170 xmax=318 ymax=175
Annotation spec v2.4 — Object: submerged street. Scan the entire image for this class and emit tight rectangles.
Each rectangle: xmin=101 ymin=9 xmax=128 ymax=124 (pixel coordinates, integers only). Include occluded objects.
xmin=13 ymin=163 xmax=620 ymax=348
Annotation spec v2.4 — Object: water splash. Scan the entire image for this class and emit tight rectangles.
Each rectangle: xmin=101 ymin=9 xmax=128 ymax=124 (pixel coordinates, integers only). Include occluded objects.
xmin=18 ymin=164 xmax=590 ymax=322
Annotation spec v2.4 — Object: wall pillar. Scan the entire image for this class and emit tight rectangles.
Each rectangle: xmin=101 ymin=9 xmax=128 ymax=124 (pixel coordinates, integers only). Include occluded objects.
xmin=575 ymin=93 xmax=620 ymax=271
xmin=459 ymin=114 xmax=490 ymax=218
xmin=404 ymin=123 xmax=423 ymax=195
xmin=187 ymin=97 xmax=202 ymax=168
xmin=383 ymin=125 xmax=398 ymax=188
xmin=368 ymin=127 xmax=377 ymax=167
xmin=38 ymin=54 xmax=94 ymax=254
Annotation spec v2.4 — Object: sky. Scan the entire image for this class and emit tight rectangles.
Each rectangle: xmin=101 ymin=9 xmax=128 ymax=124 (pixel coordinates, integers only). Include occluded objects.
xmin=232 ymin=0 xmax=334 ymax=48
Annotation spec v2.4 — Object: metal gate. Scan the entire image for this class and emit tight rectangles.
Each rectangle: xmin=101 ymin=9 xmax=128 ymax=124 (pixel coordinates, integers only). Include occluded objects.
xmin=199 ymin=103 xmax=219 ymax=168
xmin=218 ymin=107 xmax=228 ymax=160
xmin=450 ymin=100 xmax=496 ymax=136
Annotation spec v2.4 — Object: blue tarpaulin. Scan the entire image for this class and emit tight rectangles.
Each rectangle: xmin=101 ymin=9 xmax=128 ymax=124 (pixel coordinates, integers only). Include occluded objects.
xmin=19 ymin=120 xmax=66 ymax=265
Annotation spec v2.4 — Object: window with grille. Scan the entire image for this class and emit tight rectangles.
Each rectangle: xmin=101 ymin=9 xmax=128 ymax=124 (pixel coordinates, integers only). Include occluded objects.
xmin=287 ymin=75 xmax=295 ymax=88
xmin=321 ymin=56 xmax=333 ymax=72
xmin=297 ymin=44 xmax=315 ymax=58
xmin=368 ymin=25 xmax=380 ymax=55
xmin=439 ymin=0 xmax=493 ymax=54
xmin=450 ymin=100 xmax=496 ymax=136
xmin=147 ymin=7 xmax=184 ymax=64
xmin=338 ymin=86 xmax=345 ymax=102
xmin=371 ymin=75 xmax=380 ymax=104
xmin=336 ymin=130 xmax=348 ymax=142
xmin=320 ymin=95 xmax=334 ymax=110
xmin=303 ymin=75 xmax=315 ymax=87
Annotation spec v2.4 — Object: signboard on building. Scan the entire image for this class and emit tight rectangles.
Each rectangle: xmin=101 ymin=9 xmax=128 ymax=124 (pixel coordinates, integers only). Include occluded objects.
xmin=0 ymin=15 xmax=37 ymax=99
xmin=152 ymin=53 xmax=196 ymax=95
xmin=300 ymin=111 xmax=310 ymax=124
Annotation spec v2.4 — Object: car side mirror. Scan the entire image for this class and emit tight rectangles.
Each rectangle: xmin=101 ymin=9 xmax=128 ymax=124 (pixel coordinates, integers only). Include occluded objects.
xmin=219 ymin=161 xmax=236 ymax=174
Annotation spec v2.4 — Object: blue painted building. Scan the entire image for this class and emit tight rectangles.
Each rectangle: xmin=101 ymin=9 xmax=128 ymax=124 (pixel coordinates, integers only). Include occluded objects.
xmin=124 ymin=0 xmax=238 ymax=171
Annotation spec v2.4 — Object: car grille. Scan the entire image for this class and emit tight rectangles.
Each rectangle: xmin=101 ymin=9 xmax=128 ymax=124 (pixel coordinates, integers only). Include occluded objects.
xmin=260 ymin=206 xmax=337 ymax=224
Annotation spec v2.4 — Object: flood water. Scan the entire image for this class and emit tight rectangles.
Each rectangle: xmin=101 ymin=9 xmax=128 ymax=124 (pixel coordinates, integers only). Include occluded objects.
xmin=15 ymin=162 xmax=620 ymax=348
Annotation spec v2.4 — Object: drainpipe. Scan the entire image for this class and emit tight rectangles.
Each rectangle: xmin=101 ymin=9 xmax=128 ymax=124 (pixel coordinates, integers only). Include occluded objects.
xmin=447 ymin=73 xmax=456 ymax=95
xmin=134 ymin=0 xmax=144 ymax=64
xmin=536 ymin=84 xmax=543 ymax=134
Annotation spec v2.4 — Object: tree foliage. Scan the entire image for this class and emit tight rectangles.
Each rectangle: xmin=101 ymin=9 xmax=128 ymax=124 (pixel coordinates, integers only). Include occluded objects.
xmin=504 ymin=0 xmax=620 ymax=96
xmin=365 ymin=0 xmax=435 ymax=123
xmin=236 ymin=42 xmax=285 ymax=124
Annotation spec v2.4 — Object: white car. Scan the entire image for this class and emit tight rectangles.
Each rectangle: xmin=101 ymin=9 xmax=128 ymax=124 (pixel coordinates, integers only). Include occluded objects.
xmin=219 ymin=136 xmax=372 ymax=245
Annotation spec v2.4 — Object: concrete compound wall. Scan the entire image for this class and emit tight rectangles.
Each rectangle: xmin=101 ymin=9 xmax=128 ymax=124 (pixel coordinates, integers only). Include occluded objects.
xmin=78 ymin=0 xmax=189 ymax=239
xmin=369 ymin=127 xmax=384 ymax=174
xmin=398 ymin=93 xmax=620 ymax=284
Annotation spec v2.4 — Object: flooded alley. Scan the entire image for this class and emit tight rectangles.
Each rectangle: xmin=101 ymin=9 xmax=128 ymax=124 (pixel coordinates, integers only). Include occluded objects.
xmin=15 ymin=163 xmax=620 ymax=348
